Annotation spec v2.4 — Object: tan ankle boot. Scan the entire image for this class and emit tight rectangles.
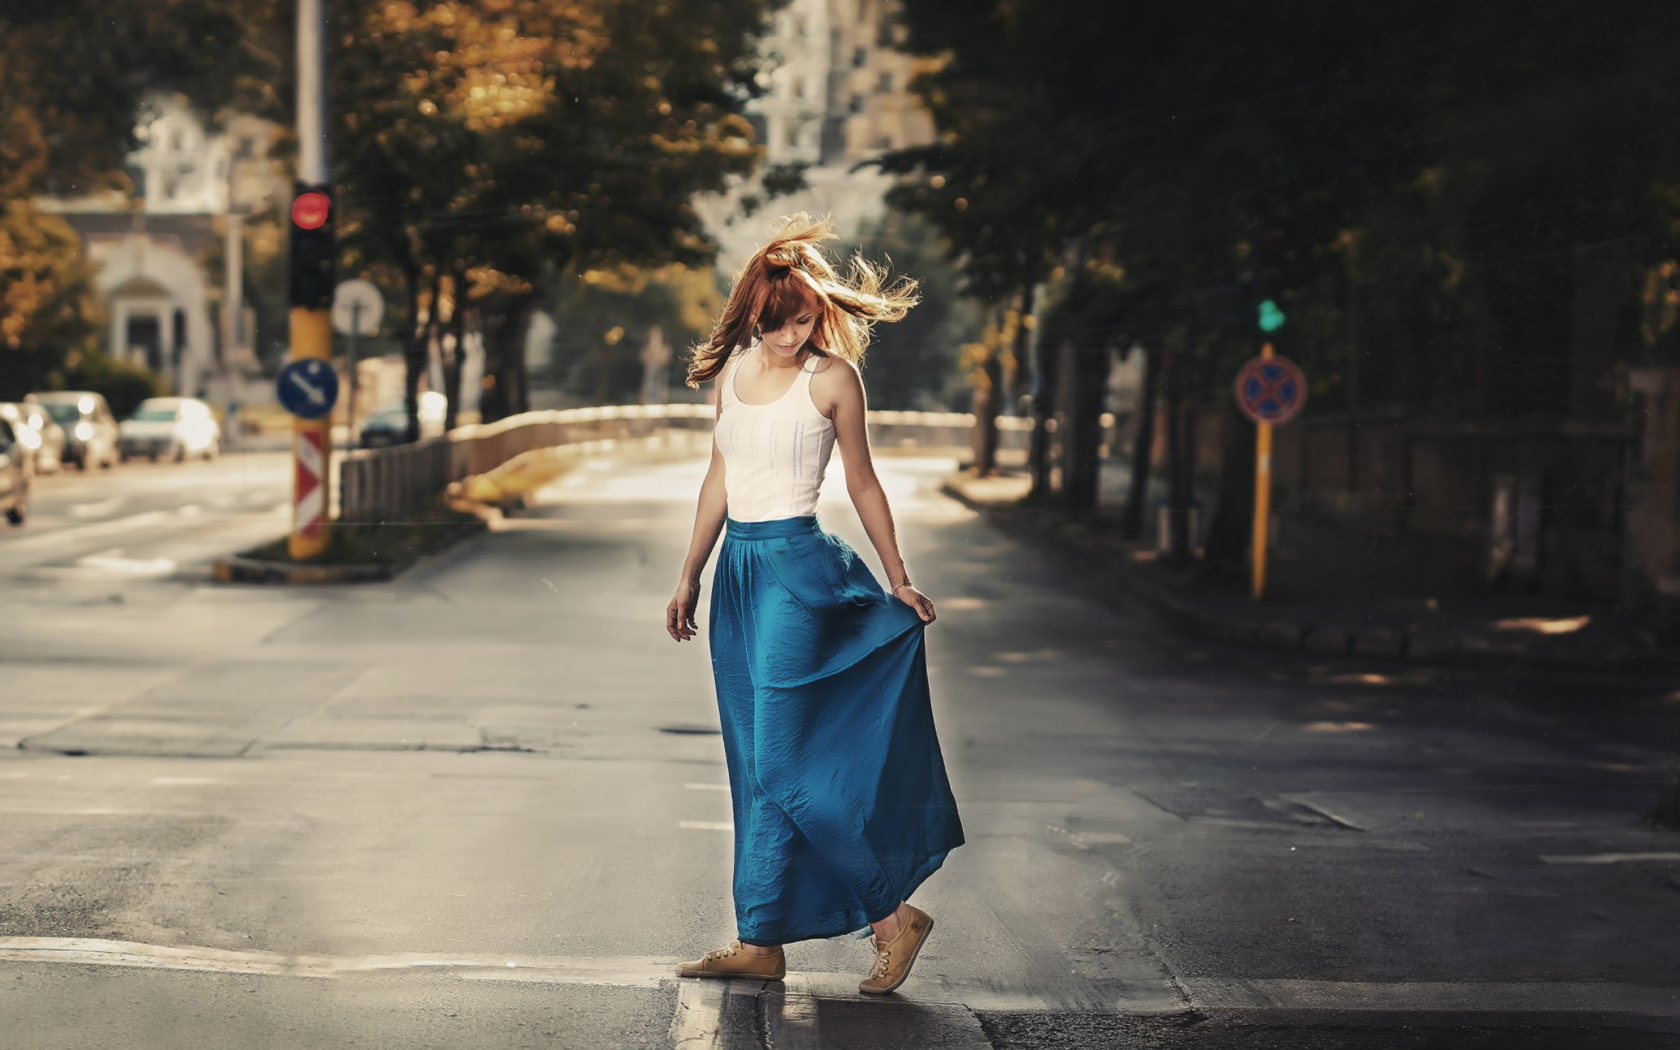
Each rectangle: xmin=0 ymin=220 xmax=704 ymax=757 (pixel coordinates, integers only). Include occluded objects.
xmin=858 ymin=905 xmax=933 ymax=994
xmin=676 ymin=941 xmax=786 ymax=981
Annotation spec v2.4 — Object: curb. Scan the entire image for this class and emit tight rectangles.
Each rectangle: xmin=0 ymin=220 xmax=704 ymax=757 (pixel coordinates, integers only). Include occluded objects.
xmin=211 ymin=521 xmax=486 ymax=586
xmin=212 ymin=556 xmax=406 ymax=585
xmin=940 ymin=479 xmax=1675 ymax=676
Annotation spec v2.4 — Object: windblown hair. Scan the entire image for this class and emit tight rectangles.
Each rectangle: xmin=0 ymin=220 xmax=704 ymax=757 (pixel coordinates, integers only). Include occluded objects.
xmin=686 ymin=214 xmax=920 ymax=387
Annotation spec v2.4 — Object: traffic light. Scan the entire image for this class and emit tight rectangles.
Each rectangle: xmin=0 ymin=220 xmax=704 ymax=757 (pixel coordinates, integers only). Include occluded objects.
xmin=289 ymin=183 xmax=334 ymax=309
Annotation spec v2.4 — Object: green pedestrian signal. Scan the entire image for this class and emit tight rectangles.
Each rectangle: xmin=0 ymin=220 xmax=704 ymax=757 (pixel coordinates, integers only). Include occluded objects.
xmin=1258 ymin=299 xmax=1286 ymax=333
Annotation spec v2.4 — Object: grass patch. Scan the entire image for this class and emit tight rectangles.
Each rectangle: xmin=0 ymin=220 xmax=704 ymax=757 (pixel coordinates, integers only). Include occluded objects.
xmin=237 ymin=507 xmax=482 ymax=566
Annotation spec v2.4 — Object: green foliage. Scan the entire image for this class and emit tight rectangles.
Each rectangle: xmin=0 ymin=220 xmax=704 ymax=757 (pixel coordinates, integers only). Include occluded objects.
xmin=0 ymin=1 xmax=252 ymax=397
xmin=887 ymin=1 xmax=1680 ymax=419
xmin=65 ymin=351 xmax=164 ymax=419
xmin=239 ymin=507 xmax=482 ymax=566
xmin=0 ymin=202 xmax=103 ymax=400
xmin=0 ymin=1 xmax=250 ymax=200
xmin=317 ymin=0 xmax=781 ymax=420
xmin=545 ymin=263 xmax=721 ymax=404
xmin=846 ymin=213 xmax=982 ymax=410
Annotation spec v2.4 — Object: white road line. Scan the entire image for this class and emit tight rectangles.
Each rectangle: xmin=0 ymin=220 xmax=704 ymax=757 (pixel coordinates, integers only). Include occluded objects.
xmin=0 ymin=511 xmax=169 ymax=553
xmin=69 ymin=498 xmax=126 ymax=519
xmin=74 ymin=551 xmax=177 ymax=577
xmin=1540 ymin=852 xmax=1680 ymax=865
xmin=1185 ymin=977 xmax=1680 ymax=1016
xmin=0 ymin=938 xmax=674 ymax=985
xmin=1 ymin=939 xmax=1671 ymax=1019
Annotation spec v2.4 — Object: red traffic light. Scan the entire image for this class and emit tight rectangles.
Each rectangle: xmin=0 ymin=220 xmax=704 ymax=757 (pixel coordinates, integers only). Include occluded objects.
xmin=291 ymin=191 xmax=331 ymax=230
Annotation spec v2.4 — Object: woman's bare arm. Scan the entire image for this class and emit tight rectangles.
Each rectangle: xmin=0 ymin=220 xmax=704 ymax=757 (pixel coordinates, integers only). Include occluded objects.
xmin=821 ymin=359 xmax=935 ymax=624
xmin=668 ymin=421 xmax=729 ymax=642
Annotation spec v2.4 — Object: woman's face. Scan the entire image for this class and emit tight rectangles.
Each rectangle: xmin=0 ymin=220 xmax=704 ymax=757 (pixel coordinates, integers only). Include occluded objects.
xmin=761 ymin=299 xmax=818 ymax=361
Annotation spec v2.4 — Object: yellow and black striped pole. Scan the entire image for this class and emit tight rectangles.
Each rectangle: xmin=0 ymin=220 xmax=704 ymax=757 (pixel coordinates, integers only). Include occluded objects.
xmin=287 ymin=0 xmax=333 ymax=560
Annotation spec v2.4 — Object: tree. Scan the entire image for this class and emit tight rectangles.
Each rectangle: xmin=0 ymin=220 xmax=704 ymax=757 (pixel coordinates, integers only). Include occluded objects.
xmin=0 ymin=203 xmax=103 ymax=398
xmin=327 ymin=0 xmax=780 ymax=431
xmin=845 ymin=213 xmax=981 ymax=411
xmin=544 ymin=263 xmax=720 ymax=405
xmin=0 ymin=0 xmax=252 ymax=395
xmin=886 ymin=0 xmax=1680 ymax=577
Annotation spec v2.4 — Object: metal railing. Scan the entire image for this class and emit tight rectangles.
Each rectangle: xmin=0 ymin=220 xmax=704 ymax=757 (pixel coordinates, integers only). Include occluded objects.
xmin=335 ymin=403 xmax=1024 ymax=525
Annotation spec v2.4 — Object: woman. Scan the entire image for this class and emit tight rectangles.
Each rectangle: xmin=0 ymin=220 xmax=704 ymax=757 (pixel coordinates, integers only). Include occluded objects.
xmin=666 ymin=215 xmax=964 ymax=995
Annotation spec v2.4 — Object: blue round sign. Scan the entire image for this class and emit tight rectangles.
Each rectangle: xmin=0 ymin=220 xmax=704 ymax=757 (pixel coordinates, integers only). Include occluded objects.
xmin=276 ymin=359 xmax=340 ymax=420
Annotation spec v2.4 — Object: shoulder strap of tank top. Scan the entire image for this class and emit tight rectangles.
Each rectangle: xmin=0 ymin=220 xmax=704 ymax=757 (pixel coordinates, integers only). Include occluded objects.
xmin=796 ymin=353 xmax=830 ymax=418
xmin=719 ymin=348 xmax=746 ymax=402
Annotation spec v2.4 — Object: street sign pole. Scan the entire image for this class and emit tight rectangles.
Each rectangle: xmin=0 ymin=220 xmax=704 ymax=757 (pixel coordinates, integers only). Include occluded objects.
xmin=1251 ymin=343 xmax=1275 ymax=601
xmin=332 ymin=279 xmax=384 ymax=449
xmin=348 ymin=300 xmax=361 ymax=440
xmin=288 ymin=0 xmax=332 ymax=560
xmin=1236 ymin=299 xmax=1306 ymax=603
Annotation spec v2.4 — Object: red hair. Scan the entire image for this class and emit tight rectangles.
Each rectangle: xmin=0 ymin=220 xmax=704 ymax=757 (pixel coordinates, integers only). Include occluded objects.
xmin=687 ymin=214 xmax=919 ymax=387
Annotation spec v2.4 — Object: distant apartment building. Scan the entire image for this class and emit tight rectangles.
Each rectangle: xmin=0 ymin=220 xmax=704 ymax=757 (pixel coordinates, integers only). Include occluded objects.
xmin=39 ymin=96 xmax=286 ymax=398
xmin=697 ymin=0 xmax=938 ymax=271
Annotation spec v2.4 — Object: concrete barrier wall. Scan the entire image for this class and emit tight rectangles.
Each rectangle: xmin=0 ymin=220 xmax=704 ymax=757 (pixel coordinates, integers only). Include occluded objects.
xmin=336 ymin=405 xmax=1027 ymax=524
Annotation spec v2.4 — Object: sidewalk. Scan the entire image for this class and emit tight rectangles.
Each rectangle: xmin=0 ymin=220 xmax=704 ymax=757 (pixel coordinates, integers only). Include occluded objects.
xmin=943 ymin=469 xmax=1680 ymax=676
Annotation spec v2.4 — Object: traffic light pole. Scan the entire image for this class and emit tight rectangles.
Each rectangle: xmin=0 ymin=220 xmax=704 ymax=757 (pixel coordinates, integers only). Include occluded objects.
xmin=289 ymin=0 xmax=332 ymax=560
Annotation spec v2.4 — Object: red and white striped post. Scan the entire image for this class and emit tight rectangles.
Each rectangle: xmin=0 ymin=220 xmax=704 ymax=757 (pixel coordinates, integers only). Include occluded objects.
xmin=294 ymin=427 xmax=326 ymax=541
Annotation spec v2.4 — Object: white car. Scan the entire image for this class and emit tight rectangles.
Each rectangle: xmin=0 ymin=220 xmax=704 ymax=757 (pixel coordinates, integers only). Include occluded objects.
xmin=118 ymin=397 xmax=221 ymax=462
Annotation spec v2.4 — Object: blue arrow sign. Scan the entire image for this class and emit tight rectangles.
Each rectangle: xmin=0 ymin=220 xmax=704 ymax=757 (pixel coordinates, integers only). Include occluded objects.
xmin=276 ymin=359 xmax=340 ymax=420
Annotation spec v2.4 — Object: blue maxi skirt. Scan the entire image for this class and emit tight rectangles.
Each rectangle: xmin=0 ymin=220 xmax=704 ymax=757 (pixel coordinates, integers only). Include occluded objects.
xmin=709 ymin=516 xmax=964 ymax=946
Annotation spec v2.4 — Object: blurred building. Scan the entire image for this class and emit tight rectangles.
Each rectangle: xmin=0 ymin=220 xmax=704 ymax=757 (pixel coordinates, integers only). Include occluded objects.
xmin=38 ymin=96 xmax=287 ymax=399
xmin=696 ymin=0 xmax=937 ymax=272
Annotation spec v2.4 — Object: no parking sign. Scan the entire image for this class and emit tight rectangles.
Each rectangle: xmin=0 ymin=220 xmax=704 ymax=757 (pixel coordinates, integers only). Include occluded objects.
xmin=1234 ymin=345 xmax=1307 ymax=602
xmin=1234 ymin=353 xmax=1307 ymax=425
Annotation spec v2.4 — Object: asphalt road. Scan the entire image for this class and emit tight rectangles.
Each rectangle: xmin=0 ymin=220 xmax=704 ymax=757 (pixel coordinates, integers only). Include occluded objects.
xmin=0 ymin=451 xmax=291 ymax=585
xmin=0 ymin=449 xmax=1677 ymax=1049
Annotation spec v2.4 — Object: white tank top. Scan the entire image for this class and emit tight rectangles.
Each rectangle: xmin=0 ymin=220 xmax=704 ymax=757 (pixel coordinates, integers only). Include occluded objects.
xmin=715 ymin=348 xmax=836 ymax=522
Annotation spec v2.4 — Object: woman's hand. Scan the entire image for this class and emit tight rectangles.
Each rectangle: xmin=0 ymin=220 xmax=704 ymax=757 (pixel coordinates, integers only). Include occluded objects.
xmin=667 ymin=579 xmax=701 ymax=641
xmin=891 ymin=582 xmax=936 ymax=624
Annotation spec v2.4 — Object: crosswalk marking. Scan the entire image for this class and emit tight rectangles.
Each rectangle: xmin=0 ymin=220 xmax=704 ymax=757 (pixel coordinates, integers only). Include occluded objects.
xmin=1540 ymin=851 xmax=1680 ymax=865
xmin=0 ymin=511 xmax=169 ymax=554
xmin=75 ymin=550 xmax=177 ymax=577
xmin=0 ymin=938 xmax=1673 ymax=1020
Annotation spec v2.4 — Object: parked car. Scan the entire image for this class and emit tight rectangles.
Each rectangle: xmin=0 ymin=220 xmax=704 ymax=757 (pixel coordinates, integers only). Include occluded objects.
xmin=0 ymin=400 xmax=63 ymax=474
xmin=32 ymin=391 xmax=118 ymax=470
xmin=358 ymin=391 xmax=446 ymax=448
xmin=0 ymin=415 xmax=29 ymax=525
xmin=118 ymin=396 xmax=221 ymax=462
